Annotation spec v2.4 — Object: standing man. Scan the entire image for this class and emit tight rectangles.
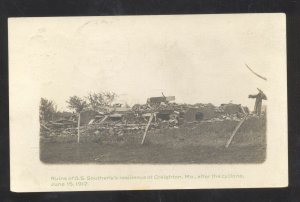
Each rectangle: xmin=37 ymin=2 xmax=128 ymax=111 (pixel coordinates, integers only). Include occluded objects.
xmin=248 ymin=88 xmax=267 ymax=116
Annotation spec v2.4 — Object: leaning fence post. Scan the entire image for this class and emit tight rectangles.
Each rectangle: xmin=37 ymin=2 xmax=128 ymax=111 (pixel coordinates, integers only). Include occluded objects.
xmin=141 ymin=113 xmax=154 ymax=145
xmin=225 ymin=116 xmax=247 ymax=148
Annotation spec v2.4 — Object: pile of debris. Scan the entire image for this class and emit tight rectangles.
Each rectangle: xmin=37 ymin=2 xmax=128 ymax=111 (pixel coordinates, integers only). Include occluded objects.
xmin=41 ymin=95 xmax=253 ymax=143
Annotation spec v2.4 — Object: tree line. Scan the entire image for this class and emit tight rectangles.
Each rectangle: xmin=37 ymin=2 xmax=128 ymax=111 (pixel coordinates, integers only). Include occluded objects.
xmin=40 ymin=92 xmax=117 ymax=123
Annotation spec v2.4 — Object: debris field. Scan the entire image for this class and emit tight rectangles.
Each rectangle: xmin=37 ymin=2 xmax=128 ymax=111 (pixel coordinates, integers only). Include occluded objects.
xmin=41 ymin=95 xmax=264 ymax=147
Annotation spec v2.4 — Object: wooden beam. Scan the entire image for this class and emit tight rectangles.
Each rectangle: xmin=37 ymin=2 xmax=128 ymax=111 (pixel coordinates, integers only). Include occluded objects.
xmin=141 ymin=113 xmax=154 ymax=145
xmin=225 ymin=116 xmax=247 ymax=148
xmin=98 ymin=115 xmax=108 ymax=125
xmin=40 ymin=123 xmax=50 ymax=131
xmin=240 ymin=105 xmax=246 ymax=115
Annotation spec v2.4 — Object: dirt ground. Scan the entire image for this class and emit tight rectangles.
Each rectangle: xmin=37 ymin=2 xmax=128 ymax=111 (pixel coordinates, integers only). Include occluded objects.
xmin=40 ymin=117 xmax=266 ymax=164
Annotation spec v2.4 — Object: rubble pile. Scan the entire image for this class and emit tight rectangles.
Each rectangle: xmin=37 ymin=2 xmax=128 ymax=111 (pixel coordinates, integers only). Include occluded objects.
xmin=41 ymin=95 xmax=260 ymax=143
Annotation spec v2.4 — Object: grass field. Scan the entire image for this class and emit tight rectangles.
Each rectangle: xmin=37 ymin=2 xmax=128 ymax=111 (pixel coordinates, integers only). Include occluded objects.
xmin=40 ymin=116 xmax=266 ymax=164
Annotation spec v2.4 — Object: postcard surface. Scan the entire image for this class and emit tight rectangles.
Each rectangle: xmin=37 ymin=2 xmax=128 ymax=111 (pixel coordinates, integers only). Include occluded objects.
xmin=9 ymin=14 xmax=287 ymax=192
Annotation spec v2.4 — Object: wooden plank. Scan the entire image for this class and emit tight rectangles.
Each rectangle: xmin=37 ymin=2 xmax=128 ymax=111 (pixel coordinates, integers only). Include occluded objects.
xmin=141 ymin=113 xmax=154 ymax=145
xmin=40 ymin=123 xmax=50 ymax=131
xmin=98 ymin=115 xmax=108 ymax=125
xmin=225 ymin=116 xmax=247 ymax=148
xmin=240 ymin=105 xmax=246 ymax=115
xmin=88 ymin=119 xmax=95 ymax=125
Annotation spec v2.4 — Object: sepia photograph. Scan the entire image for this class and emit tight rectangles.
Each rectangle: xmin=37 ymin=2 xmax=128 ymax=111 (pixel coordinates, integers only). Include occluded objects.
xmin=36 ymin=15 xmax=269 ymax=164
xmin=9 ymin=14 xmax=287 ymax=191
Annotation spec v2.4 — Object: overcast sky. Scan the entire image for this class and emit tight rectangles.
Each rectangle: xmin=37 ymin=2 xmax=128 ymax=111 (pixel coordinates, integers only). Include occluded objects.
xmin=9 ymin=14 xmax=285 ymax=111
